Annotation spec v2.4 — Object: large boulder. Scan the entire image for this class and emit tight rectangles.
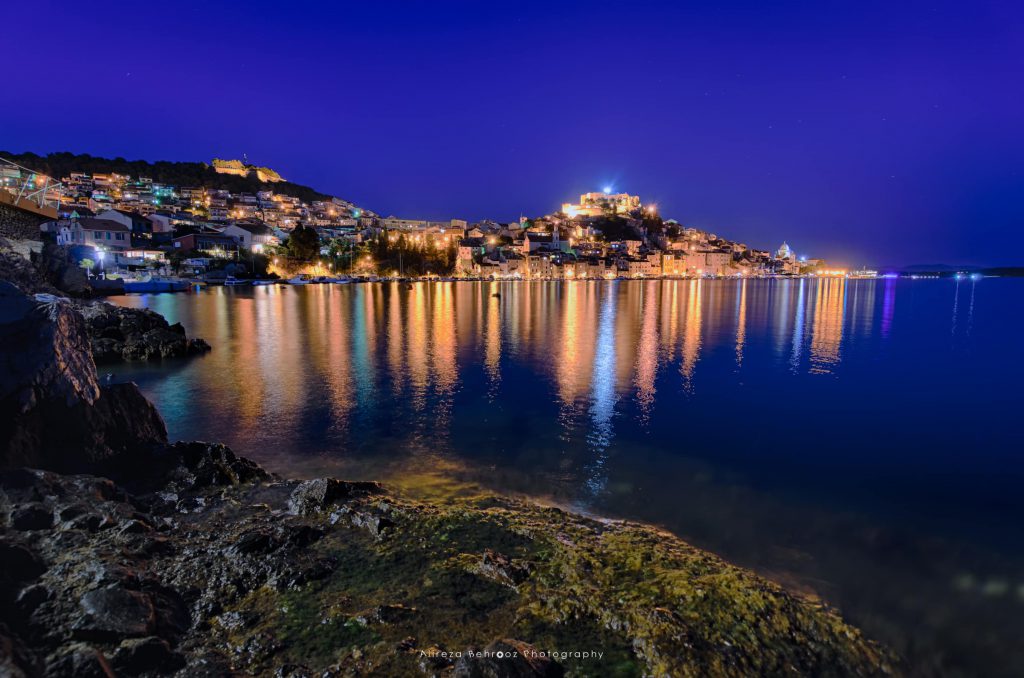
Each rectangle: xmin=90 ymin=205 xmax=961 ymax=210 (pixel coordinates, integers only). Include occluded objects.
xmin=0 ymin=282 xmax=167 ymax=471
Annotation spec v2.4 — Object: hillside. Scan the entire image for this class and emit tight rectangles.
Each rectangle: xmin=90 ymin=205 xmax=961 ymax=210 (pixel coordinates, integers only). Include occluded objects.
xmin=0 ymin=151 xmax=334 ymax=205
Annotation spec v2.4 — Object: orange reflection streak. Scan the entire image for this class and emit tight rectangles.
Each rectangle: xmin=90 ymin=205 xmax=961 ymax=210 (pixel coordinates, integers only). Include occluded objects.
xmin=407 ymin=285 xmax=429 ymax=407
xmin=809 ymin=278 xmax=846 ymax=374
xmin=680 ymin=279 xmax=703 ymax=390
xmin=662 ymin=280 xmax=679 ymax=361
xmin=229 ymin=295 xmax=264 ymax=428
xmin=386 ymin=286 xmax=405 ymax=394
xmin=634 ymin=280 xmax=660 ymax=418
xmin=735 ymin=279 xmax=748 ymax=368
xmin=431 ymin=283 xmax=458 ymax=398
xmin=555 ymin=280 xmax=584 ymax=405
xmin=613 ymin=282 xmax=639 ymax=389
xmin=361 ymin=284 xmax=378 ymax=372
xmin=264 ymin=287 xmax=306 ymax=415
xmin=321 ymin=286 xmax=353 ymax=423
xmin=484 ymin=281 xmax=502 ymax=389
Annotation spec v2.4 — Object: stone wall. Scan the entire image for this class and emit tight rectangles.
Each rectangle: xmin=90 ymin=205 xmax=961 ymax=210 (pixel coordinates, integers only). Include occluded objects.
xmin=0 ymin=202 xmax=47 ymax=241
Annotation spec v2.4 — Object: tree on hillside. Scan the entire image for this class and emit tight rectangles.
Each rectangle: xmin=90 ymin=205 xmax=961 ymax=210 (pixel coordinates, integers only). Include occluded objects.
xmin=286 ymin=225 xmax=321 ymax=261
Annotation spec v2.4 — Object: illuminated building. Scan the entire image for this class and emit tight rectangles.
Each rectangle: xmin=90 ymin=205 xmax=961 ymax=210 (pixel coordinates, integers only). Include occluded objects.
xmin=562 ymin=190 xmax=641 ymax=217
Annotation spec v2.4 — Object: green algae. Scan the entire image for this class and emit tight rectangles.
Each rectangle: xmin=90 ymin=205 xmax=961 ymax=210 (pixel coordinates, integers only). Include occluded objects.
xmin=208 ymin=485 xmax=895 ymax=676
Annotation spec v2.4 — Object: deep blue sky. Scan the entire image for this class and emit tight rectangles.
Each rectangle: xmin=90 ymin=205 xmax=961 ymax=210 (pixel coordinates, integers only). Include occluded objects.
xmin=4 ymin=1 xmax=1022 ymax=266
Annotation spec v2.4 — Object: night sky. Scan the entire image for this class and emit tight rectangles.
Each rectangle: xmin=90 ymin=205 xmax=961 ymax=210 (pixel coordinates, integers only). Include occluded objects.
xmin=4 ymin=1 xmax=1022 ymax=266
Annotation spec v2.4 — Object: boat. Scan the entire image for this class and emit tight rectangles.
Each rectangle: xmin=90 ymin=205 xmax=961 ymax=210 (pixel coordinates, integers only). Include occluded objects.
xmin=251 ymin=279 xmax=276 ymax=286
xmin=224 ymin=276 xmax=251 ymax=286
xmin=287 ymin=276 xmax=311 ymax=285
xmin=312 ymin=276 xmax=331 ymax=283
xmin=328 ymin=275 xmax=352 ymax=284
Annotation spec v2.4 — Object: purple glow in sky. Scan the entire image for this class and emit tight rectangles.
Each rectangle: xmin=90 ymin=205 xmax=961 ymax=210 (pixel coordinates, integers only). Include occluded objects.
xmin=4 ymin=0 xmax=1022 ymax=266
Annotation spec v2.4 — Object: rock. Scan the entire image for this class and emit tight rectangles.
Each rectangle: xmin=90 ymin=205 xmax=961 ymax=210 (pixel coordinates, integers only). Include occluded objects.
xmin=15 ymin=583 xmax=51 ymax=617
xmin=8 ymin=503 xmax=53 ymax=531
xmin=33 ymin=242 xmax=93 ymax=297
xmin=75 ymin=587 xmax=156 ymax=640
xmin=43 ymin=642 xmax=112 ymax=678
xmin=0 ymin=245 xmax=60 ymax=296
xmin=78 ymin=301 xmax=211 ymax=364
xmin=476 ymin=550 xmax=532 ymax=589
xmin=229 ymin=525 xmax=323 ymax=556
xmin=0 ymin=281 xmax=99 ymax=416
xmin=352 ymin=604 xmax=416 ymax=626
xmin=419 ymin=645 xmax=455 ymax=675
xmin=348 ymin=510 xmax=395 ymax=538
xmin=154 ymin=441 xmax=270 ymax=491
xmin=453 ymin=639 xmax=564 ymax=678
xmin=0 ymin=622 xmax=39 ymax=677
xmin=0 ymin=282 xmax=167 ymax=472
xmin=288 ymin=478 xmax=385 ymax=515
xmin=111 ymin=636 xmax=185 ymax=674
xmin=0 ymin=541 xmax=45 ymax=584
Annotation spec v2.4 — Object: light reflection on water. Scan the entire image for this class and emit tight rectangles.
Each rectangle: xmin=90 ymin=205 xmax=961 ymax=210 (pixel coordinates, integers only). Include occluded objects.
xmin=111 ymin=278 xmax=1024 ymax=676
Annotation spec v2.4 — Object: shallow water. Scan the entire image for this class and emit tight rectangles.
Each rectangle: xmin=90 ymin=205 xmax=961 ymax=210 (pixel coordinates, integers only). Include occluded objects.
xmin=111 ymin=278 xmax=1024 ymax=675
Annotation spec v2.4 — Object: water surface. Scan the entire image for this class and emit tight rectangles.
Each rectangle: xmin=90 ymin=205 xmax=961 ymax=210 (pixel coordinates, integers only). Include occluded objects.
xmin=111 ymin=278 xmax=1024 ymax=676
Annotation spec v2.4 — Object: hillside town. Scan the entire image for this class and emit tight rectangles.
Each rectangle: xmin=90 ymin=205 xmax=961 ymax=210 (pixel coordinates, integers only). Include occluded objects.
xmin=2 ymin=155 xmax=853 ymax=283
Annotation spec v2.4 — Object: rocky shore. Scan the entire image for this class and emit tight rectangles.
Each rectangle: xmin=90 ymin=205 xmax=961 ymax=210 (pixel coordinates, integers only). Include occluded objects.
xmin=0 ymin=241 xmax=210 ymax=364
xmin=0 ymin=265 xmax=897 ymax=676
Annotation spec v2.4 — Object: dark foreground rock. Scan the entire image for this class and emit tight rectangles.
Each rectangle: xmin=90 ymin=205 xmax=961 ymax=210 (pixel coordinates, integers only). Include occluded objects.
xmin=0 ymin=282 xmax=167 ymax=471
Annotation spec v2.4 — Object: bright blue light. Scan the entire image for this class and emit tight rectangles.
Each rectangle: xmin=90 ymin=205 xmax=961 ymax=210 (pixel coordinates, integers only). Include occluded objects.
xmin=603 ymin=186 xmax=612 ymax=193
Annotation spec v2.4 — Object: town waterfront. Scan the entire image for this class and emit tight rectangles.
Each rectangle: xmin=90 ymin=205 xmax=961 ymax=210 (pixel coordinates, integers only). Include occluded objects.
xmin=110 ymin=277 xmax=1024 ymax=676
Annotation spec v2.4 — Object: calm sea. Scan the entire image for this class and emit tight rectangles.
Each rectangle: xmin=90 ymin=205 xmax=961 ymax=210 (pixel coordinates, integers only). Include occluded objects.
xmin=110 ymin=278 xmax=1024 ymax=676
